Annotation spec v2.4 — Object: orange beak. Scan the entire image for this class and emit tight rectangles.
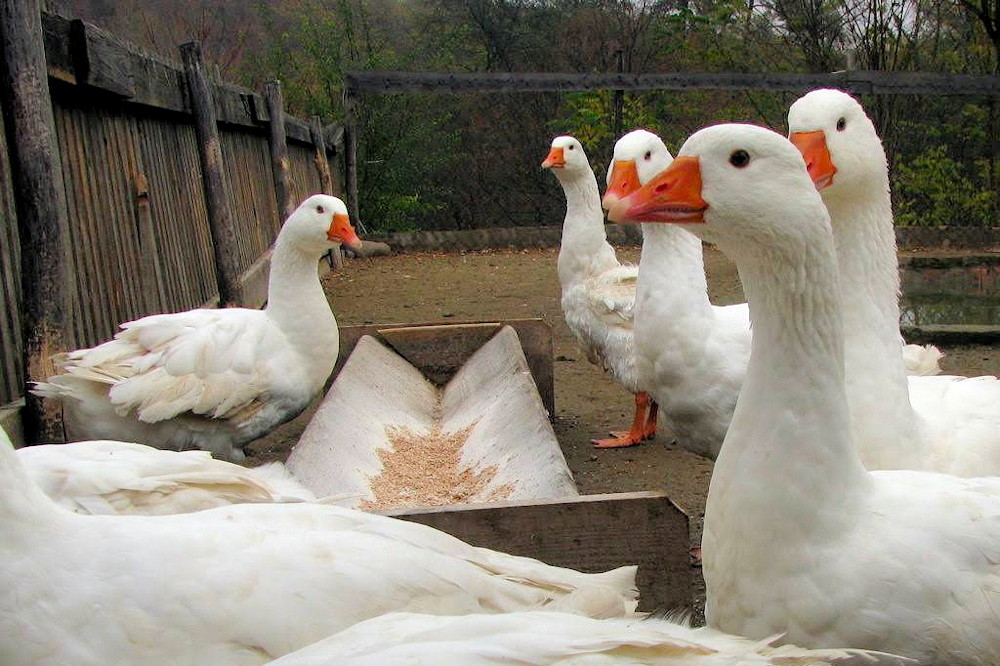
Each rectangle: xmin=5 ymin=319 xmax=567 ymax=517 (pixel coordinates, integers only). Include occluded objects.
xmin=789 ymin=130 xmax=837 ymax=190
xmin=607 ymin=156 xmax=707 ymax=224
xmin=602 ymin=159 xmax=641 ymax=211
xmin=542 ymin=146 xmax=566 ymax=169
xmin=328 ymin=212 xmax=363 ymax=251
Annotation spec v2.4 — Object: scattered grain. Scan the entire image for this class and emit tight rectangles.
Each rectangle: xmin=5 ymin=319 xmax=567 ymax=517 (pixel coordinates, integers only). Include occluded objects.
xmin=360 ymin=419 xmax=515 ymax=511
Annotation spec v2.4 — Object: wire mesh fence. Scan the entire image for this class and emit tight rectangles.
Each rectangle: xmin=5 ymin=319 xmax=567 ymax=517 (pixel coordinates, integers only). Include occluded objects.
xmin=349 ymin=85 xmax=1000 ymax=236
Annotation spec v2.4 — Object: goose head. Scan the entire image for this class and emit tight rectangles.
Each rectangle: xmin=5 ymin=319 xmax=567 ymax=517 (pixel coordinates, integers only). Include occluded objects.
xmin=541 ymin=135 xmax=592 ymax=181
xmin=788 ymin=88 xmax=888 ymax=202
xmin=602 ymin=129 xmax=674 ymax=211
xmin=607 ymin=124 xmax=827 ymax=257
xmin=280 ymin=194 xmax=363 ymax=254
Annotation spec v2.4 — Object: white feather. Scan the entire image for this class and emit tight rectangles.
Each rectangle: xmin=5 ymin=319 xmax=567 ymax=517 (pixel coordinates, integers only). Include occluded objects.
xmin=17 ymin=439 xmax=316 ymax=515
xmin=612 ymin=122 xmax=1000 ymax=664
xmin=266 ymin=611 xmax=905 ymax=665
xmin=0 ymin=428 xmax=638 ymax=665
xmin=788 ymin=89 xmax=1000 ymax=475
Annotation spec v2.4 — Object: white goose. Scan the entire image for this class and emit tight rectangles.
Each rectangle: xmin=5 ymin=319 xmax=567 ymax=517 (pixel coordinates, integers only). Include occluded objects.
xmin=543 ymin=135 xmax=657 ymax=448
xmin=18 ymin=438 xmax=316 ymax=515
xmin=266 ymin=611 xmax=902 ymax=665
xmin=601 ymin=129 xmax=940 ymax=460
xmin=33 ymin=194 xmax=361 ymax=462
xmin=604 ymin=130 xmax=751 ymax=460
xmin=788 ymin=88 xmax=999 ymax=475
xmin=0 ymin=428 xmax=638 ymax=665
xmin=609 ymin=123 xmax=1000 ymax=663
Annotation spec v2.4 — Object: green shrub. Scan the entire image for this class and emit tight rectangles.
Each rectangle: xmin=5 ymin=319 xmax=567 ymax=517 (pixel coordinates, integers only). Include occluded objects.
xmin=893 ymin=145 xmax=997 ymax=227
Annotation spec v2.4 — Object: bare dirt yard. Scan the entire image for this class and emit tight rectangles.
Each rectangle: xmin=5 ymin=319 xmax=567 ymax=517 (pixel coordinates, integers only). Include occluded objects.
xmin=246 ymin=245 xmax=998 ymax=616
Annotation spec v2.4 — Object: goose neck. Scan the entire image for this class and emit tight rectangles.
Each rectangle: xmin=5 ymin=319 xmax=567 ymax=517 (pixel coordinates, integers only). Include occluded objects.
xmin=555 ymin=170 xmax=618 ymax=287
xmin=636 ymin=223 xmax=711 ymax=312
xmin=823 ymin=187 xmax=919 ymax=465
xmin=708 ymin=227 xmax=870 ymax=533
xmin=824 ymin=189 xmax=901 ymax=331
xmin=264 ymin=239 xmax=339 ymax=376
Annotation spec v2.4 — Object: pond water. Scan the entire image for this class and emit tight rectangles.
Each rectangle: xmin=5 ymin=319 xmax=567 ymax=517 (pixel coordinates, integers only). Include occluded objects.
xmin=899 ymin=258 xmax=999 ymax=328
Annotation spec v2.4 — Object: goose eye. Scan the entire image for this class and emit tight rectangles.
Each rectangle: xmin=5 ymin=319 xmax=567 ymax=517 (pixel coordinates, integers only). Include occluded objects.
xmin=644 ymin=151 xmax=652 ymax=161
xmin=568 ymin=145 xmax=575 ymax=151
xmin=316 ymin=205 xmax=325 ymax=214
xmin=836 ymin=117 xmax=847 ymax=131
xmin=729 ymin=150 xmax=750 ymax=168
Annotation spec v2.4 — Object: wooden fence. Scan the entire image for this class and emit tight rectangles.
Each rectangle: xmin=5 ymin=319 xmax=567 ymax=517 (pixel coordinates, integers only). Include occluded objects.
xmin=0 ymin=10 xmax=344 ymax=410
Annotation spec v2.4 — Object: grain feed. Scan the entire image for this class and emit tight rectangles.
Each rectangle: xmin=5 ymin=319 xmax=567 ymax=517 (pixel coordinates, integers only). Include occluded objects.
xmin=360 ymin=420 xmax=514 ymax=511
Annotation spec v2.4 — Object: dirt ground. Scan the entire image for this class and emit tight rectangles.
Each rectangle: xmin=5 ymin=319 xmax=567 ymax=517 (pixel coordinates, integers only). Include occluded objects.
xmin=245 ymin=245 xmax=998 ymax=616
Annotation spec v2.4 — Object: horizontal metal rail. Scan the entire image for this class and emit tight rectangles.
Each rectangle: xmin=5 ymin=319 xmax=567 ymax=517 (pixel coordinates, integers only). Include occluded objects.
xmin=344 ymin=70 xmax=1000 ymax=97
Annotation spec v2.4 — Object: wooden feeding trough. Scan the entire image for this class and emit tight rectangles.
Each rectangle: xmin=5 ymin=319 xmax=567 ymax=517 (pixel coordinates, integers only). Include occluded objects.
xmin=287 ymin=319 xmax=692 ymax=612
xmin=288 ymin=324 xmax=577 ymax=505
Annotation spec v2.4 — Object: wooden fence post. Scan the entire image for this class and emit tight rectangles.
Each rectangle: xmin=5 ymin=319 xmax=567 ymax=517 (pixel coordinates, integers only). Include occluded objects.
xmin=342 ymin=84 xmax=364 ymax=233
xmin=180 ymin=41 xmax=241 ymax=307
xmin=310 ymin=115 xmax=334 ymax=195
xmin=264 ymin=79 xmax=293 ymax=219
xmin=0 ymin=0 xmax=70 ymax=442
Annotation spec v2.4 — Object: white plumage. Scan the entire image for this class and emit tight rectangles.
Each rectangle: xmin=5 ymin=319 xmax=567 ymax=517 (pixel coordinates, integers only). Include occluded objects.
xmin=17 ymin=439 xmax=315 ymax=515
xmin=0 ymin=428 xmax=638 ymax=666
xmin=900 ymin=342 xmax=943 ymax=376
xmin=543 ymin=135 xmax=656 ymax=448
xmin=265 ymin=611 xmax=903 ymax=665
xmin=609 ymin=123 xmax=1000 ymax=663
xmin=605 ymin=130 xmax=751 ymax=460
xmin=33 ymin=194 xmax=361 ymax=461
xmin=788 ymin=89 xmax=999 ymax=475
xmin=601 ymin=129 xmax=938 ymax=460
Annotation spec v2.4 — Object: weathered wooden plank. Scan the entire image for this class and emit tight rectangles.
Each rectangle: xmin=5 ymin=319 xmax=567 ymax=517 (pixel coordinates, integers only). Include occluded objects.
xmin=51 ymin=104 xmax=90 ymax=345
xmin=214 ymin=85 xmax=254 ymax=127
xmin=0 ymin=100 xmax=23 ymax=406
xmin=0 ymin=0 xmax=70 ymax=441
xmin=335 ymin=320 xmax=555 ymax=415
xmin=69 ymin=19 xmax=134 ymax=98
xmin=310 ymin=115 xmax=334 ymax=195
xmin=389 ymin=491 xmax=692 ymax=613
xmin=41 ymin=11 xmax=76 ymax=84
xmin=181 ymin=41 xmax=241 ymax=307
xmin=220 ymin=129 xmax=279 ymax=271
xmin=345 ymin=70 xmax=1000 ymax=97
xmin=102 ymin=108 xmax=145 ymax=325
xmin=264 ymin=80 xmax=293 ymax=219
xmin=378 ymin=323 xmax=505 ymax=386
xmin=68 ymin=102 xmax=113 ymax=344
xmin=135 ymin=115 xmax=216 ymax=311
xmin=285 ymin=116 xmax=312 ymax=144
xmin=287 ymin=143 xmax=323 ymax=204
xmin=134 ymin=172 xmax=166 ymax=312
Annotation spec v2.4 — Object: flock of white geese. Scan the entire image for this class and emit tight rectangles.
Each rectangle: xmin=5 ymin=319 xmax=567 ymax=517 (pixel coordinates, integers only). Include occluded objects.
xmin=1 ymin=88 xmax=997 ymax=664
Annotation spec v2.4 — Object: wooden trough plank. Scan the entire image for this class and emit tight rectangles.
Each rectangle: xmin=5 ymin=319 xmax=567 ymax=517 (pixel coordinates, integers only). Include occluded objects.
xmin=335 ymin=319 xmax=554 ymax=415
xmin=389 ymin=491 xmax=692 ymax=614
xmin=378 ymin=323 xmax=502 ymax=386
